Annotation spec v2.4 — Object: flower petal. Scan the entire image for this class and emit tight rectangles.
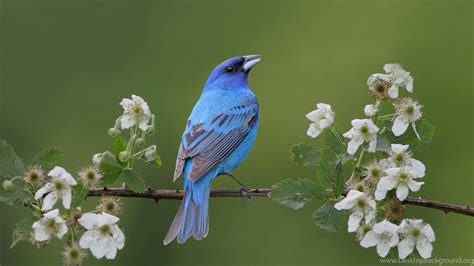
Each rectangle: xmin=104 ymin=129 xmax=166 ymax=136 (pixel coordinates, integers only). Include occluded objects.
xmin=305 ymin=110 xmax=318 ymax=122
xmin=348 ymin=211 xmax=363 ymax=232
xmin=319 ymin=119 xmax=332 ymax=129
xmin=407 ymin=159 xmax=425 ymax=177
xmin=112 ymin=225 xmax=125 ymax=249
xmin=42 ymin=191 xmax=58 ymax=211
xmin=78 ymin=213 xmax=99 ymax=230
xmin=422 ymin=224 xmax=436 ymax=242
xmin=392 ymin=117 xmax=409 ymax=136
xmin=335 ymin=190 xmax=364 ymax=210
xmin=89 ymin=237 xmax=109 ymax=259
xmin=307 ymin=124 xmax=321 ymax=138
xmin=375 ymin=176 xmax=397 ymax=200
xmin=62 ymin=188 xmax=72 ymax=209
xmin=79 ymin=230 xmax=97 ymax=248
xmin=396 ymin=184 xmax=409 ymax=201
xmin=347 ymin=138 xmax=363 ymax=155
xmin=398 ymin=238 xmax=415 ymax=259
xmin=96 ymin=212 xmax=120 ymax=227
xmin=407 ymin=180 xmax=424 ymax=192
xmin=387 ymin=85 xmax=399 ymax=98
xmin=56 ymin=222 xmax=68 ymax=239
xmin=377 ymin=242 xmax=392 ymax=258
xmin=32 ymin=222 xmax=50 ymax=241
xmin=43 ymin=209 xmax=60 ymax=219
xmin=416 ymin=239 xmax=433 ymax=259
xmin=391 ymin=144 xmax=409 ymax=154
xmin=120 ymin=115 xmax=135 ymax=129
xmin=34 ymin=184 xmax=52 ymax=199
xmin=368 ymin=137 xmax=377 ymax=153
xmin=360 ymin=231 xmax=378 ymax=248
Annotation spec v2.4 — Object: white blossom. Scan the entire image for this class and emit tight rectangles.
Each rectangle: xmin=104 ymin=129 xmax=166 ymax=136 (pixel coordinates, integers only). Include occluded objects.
xmin=78 ymin=212 xmax=125 ymax=260
xmin=35 ymin=166 xmax=77 ymax=211
xmin=32 ymin=209 xmax=68 ymax=242
xmin=343 ymin=119 xmax=379 ymax=155
xmin=392 ymin=98 xmax=423 ymax=139
xmin=360 ymin=219 xmax=399 ymax=257
xmin=92 ymin=153 xmax=103 ymax=165
xmin=398 ymin=219 xmax=435 ymax=259
xmin=306 ymin=103 xmax=335 ymax=138
xmin=383 ymin=64 xmax=414 ymax=98
xmin=335 ymin=190 xmax=376 ymax=232
xmin=380 ymin=144 xmax=426 ymax=177
xmin=364 ymin=104 xmax=379 ymax=117
xmin=375 ymin=167 xmax=424 ymax=201
xmin=120 ymin=95 xmax=152 ymax=131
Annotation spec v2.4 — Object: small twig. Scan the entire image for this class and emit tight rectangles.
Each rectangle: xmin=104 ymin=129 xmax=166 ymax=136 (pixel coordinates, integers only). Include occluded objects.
xmin=87 ymin=188 xmax=474 ymax=217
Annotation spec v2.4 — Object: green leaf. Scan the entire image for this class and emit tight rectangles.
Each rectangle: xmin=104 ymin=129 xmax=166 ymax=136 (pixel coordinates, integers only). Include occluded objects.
xmin=118 ymin=169 xmax=146 ymax=193
xmin=31 ymin=147 xmax=64 ymax=172
xmin=0 ymin=140 xmax=30 ymax=206
xmin=0 ymin=140 xmax=25 ymax=180
xmin=100 ymin=162 xmax=124 ymax=186
xmin=113 ymin=136 xmax=128 ymax=157
xmin=323 ymin=129 xmax=344 ymax=154
xmin=100 ymin=163 xmax=147 ymax=192
xmin=383 ymin=118 xmax=435 ymax=151
xmin=269 ymin=179 xmax=324 ymax=209
xmin=312 ymin=202 xmax=346 ymax=232
xmin=10 ymin=216 xmax=35 ymax=249
xmin=315 ymin=146 xmax=337 ymax=188
xmin=71 ymin=183 xmax=87 ymax=208
xmin=290 ymin=143 xmax=320 ymax=167
xmin=375 ymin=135 xmax=391 ymax=153
xmin=332 ymin=162 xmax=345 ymax=196
xmin=0 ymin=179 xmax=31 ymax=206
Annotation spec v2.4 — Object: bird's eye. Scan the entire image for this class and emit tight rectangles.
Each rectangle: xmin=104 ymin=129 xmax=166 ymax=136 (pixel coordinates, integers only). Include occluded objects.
xmin=225 ymin=66 xmax=235 ymax=73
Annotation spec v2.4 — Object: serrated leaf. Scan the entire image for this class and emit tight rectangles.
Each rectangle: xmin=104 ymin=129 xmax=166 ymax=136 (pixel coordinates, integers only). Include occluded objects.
xmin=31 ymin=147 xmax=64 ymax=172
xmin=100 ymin=163 xmax=124 ymax=186
xmin=323 ymin=129 xmax=344 ymax=154
xmin=315 ymin=146 xmax=337 ymax=188
xmin=383 ymin=118 xmax=435 ymax=151
xmin=313 ymin=202 xmax=346 ymax=232
xmin=290 ymin=143 xmax=320 ymax=166
xmin=0 ymin=179 xmax=31 ymax=206
xmin=10 ymin=216 xmax=35 ymax=249
xmin=118 ymin=169 xmax=146 ymax=192
xmin=269 ymin=179 xmax=324 ymax=209
xmin=0 ymin=140 xmax=30 ymax=206
xmin=375 ymin=135 xmax=391 ymax=153
xmin=332 ymin=162 xmax=345 ymax=196
xmin=72 ymin=183 xmax=87 ymax=208
xmin=0 ymin=140 xmax=25 ymax=179
xmin=113 ymin=136 xmax=128 ymax=157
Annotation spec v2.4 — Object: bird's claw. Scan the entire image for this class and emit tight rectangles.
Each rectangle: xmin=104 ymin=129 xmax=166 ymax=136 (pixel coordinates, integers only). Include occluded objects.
xmin=240 ymin=186 xmax=251 ymax=204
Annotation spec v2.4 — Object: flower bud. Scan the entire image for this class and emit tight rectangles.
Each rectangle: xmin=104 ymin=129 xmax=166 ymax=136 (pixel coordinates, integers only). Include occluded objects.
xmin=108 ymin=128 xmax=121 ymax=138
xmin=145 ymin=127 xmax=155 ymax=135
xmin=2 ymin=179 xmax=14 ymax=191
xmin=118 ymin=151 xmax=131 ymax=162
xmin=135 ymin=138 xmax=145 ymax=146
xmin=92 ymin=153 xmax=103 ymax=165
xmin=144 ymin=145 xmax=157 ymax=161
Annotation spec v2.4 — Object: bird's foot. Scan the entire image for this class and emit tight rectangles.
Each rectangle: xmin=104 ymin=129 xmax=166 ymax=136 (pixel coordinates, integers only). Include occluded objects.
xmin=240 ymin=185 xmax=251 ymax=204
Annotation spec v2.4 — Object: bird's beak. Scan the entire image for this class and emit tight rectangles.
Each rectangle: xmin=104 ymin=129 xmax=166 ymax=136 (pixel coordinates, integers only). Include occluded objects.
xmin=242 ymin=54 xmax=261 ymax=72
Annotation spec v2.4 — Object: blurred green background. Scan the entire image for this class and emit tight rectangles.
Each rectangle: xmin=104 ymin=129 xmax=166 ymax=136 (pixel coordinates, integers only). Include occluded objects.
xmin=0 ymin=0 xmax=472 ymax=265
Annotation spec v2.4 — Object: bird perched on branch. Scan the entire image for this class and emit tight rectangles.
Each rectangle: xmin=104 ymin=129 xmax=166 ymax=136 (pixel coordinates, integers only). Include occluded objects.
xmin=163 ymin=55 xmax=261 ymax=245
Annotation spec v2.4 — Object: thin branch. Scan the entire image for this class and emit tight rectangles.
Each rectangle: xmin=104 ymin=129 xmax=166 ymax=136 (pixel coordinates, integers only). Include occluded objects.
xmin=87 ymin=188 xmax=474 ymax=217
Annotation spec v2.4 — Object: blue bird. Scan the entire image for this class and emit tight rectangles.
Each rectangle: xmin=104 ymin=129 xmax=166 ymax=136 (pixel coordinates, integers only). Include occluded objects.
xmin=163 ymin=55 xmax=261 ymax=245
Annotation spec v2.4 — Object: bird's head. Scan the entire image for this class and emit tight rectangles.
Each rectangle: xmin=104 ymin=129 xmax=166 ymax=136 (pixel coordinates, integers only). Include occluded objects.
xmin=204 ymin=55 xmax=261 ymax=90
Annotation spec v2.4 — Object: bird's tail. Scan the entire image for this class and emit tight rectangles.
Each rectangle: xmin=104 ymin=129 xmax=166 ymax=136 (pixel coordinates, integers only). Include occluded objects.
xmin=163 ymin=182 xmax=210 ymax=245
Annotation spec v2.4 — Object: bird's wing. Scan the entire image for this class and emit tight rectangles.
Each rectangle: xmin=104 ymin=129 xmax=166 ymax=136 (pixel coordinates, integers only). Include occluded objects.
xmin=173 ymin=97 xmax=258 ymax=182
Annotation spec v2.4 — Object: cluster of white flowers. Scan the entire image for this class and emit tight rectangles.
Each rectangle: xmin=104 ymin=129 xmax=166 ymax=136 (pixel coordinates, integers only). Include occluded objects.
xmin=119 ymin=95 xmax=153 ymax=131
xmin=32 ymin=165 xmax=126 ymax=261
xmin=306 ymin=64 xmax=435 ymax=259
xmin=334 ymin=143 xmax=433 ymax=259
